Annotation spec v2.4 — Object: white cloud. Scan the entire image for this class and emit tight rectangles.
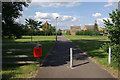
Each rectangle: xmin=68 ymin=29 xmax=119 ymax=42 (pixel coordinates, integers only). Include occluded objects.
xmin=96 ymin=17 xmax=111 ymax=26
xmin=92 ymin=13 xmax=102 ymax=17
xmin=88 ymin=23 xmax=94 ymax=25
xmin=0 ymin=13 xmax=1 ymax=15
xmin=104 ymin=3 xmax=113 ymax=7
xmin=104 ymin=0 xmax=119 ymax=7
xmin=30 ymin=2 xmax=80 ymax=8
xmin=19 ymin=11 xmax=23 ymax=15
xmin=34 ymin=12 xmax=81 ymax=29
xmin=15 ymin=15 xmax=26 ymax=24
xmin=28 ymin=16 xmax=33 ymax=18
xmin=24 ymin=7 xmax=28 ymax=11
xmin=34 ymin=12 xmax=60 ymax=20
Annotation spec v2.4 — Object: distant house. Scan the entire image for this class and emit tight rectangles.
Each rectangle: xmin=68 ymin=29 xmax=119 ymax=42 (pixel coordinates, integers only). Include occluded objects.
xmin=44 ymin=21 xmax=51 ymax=30
xmin=98 ymin=27 xmax=108 ymax=34
xmin=70 ymin=26 xmax=81 ymax=35
xmin=98 ymin=27 xmax=104 ymax=31
xmin=98 ymin=27 xmax=104 ymax=35
xmin=62 ymin=29 xmax=69 ymax=34
xmin=83 ymin=25 xmax=96 ymax=31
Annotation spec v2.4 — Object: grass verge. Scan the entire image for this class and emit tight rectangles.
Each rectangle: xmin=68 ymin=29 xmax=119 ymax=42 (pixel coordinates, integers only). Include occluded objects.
xmin=65 ymin=35 xmax=118 ymax=77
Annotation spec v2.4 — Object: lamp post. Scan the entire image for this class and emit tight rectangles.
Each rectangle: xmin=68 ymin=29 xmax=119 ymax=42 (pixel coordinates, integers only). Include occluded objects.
xmin=56 ymin=17 xmax=58 ymax=41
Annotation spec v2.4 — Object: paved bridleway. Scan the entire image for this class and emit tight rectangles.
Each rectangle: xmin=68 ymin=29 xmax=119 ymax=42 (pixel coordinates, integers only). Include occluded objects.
xmin=36 ymin=35 xmax=115 ymax=79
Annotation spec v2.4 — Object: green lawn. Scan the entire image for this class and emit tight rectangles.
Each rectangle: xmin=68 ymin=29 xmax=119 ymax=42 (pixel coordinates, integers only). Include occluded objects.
xmin=65 ymin=35 xmax=118 ymax=77
xmin=2 ymin=36 xmax=55 ymax=79
xmin=2 ymin=36 xmax=56 ymax=43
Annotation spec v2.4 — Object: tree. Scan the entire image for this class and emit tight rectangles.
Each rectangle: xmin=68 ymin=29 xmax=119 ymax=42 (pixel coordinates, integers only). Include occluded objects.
xmin=25 ymin=18 xmax=42 ymax=30
xmin=66 ymin=31 xmax=71 ymax=35
xmin=41 ymin=23 xmax=56 ymax=36
xmin=102 ymin=9 xmax=120 ymax=62
xmin=103 ymin=9 xmax=120 ymax=44
xmin=25 ymin=18 xmax=42 ymax=41
xmin=2 ymin=2 xmax=29 ymax=38
xmin=94 ymin=20 xmax=98 ymax=31
xmin=51 ymin=26 xmax=56 ymax=35
xmin=57 ymin=29 xmax=62 ymax=35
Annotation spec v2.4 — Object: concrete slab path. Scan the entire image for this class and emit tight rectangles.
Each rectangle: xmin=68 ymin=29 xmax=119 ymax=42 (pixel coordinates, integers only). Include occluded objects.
xmin=36 ymin=35 xmax=116 ymax=79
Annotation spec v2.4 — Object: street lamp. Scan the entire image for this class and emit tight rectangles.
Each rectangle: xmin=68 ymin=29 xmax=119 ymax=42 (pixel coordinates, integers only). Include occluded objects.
xmin=56 ymin=17 xmax=58 ymax=41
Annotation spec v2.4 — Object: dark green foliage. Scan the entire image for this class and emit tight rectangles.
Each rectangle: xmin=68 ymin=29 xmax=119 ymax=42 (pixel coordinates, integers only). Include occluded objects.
xmin=57 ymin=29 xmax=62 ymax=35
xmin=66 ymin=31 xmax=71 ymax=35
xmin=75 ymin=30 xmax=100 ymax=35
xmin=75 ymin=31 xmax=83 ymax=35
xmin=101 ymin=43 xmax=119 ymax=62
xmin=32 ymin=31 xmax=45 ymax=36
xmin=23 ymin=21 xmax=56 ymax=36
xmin=94 ymin=20 xmax=98 ymax=31
xmin=2 ymin=2 xmax=29 ymax=38
xmin=39 ymin=23 xmax=56 ymax=36
xmin=45 ymin=27 xmax=56 ymax=36
xmin=101 ymin=43 xmax=110 ymax=53
xmin=102 ymin=9 xmax=120 ymax=62
xmin=25 ymin=18 xmax=42 ymax=30
xmin=103 ymin=9 xmax=120 ymax=44
xmin=84 ymin=30 xmax=92 ymax=35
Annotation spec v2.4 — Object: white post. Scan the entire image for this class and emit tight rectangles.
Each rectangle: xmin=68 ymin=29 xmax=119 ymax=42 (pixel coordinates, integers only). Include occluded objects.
xmin=70 ymin=48 xmax=73 ymax=68
xmin=108 ymin=47 xmax=111 ymax=64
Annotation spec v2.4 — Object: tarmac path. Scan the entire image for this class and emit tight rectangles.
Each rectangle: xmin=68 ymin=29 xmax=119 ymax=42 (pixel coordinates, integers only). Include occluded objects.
xmin=36 ymin=35 xmax=116 ymax=79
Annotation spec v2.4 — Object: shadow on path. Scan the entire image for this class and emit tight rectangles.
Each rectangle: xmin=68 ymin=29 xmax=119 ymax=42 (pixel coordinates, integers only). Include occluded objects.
xmin=41 ymin=35 xmax=88 ymax=67
xmin=73 ymin=62 xmax=89 ymax=67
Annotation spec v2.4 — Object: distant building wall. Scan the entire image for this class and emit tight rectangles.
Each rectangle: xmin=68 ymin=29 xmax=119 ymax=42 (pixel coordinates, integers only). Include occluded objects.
xmin=70 ymin=26 xmax=81 ymax=35
xmin=98 ymin=27 xmax=104 ymax=31
xmin=83 ymin=26 xmax=87 ymax=31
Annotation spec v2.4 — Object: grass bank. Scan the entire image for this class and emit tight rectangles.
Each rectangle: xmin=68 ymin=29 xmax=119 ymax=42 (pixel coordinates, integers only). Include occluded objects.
xmin=2 ymin=36 xmax=55 ymax=79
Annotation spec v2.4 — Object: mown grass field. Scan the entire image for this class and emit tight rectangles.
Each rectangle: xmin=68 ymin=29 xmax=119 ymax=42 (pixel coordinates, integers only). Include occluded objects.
xmin=2 ymin=36 xmax=55 ymax=79
xmin=65 ymin=35 xmax=118 ymax=77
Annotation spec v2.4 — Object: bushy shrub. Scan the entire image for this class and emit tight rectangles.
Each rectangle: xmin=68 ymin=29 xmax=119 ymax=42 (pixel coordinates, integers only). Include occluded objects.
xmin=101 ymin=43 xmax=119 ymax=62
xmin=83 ymin=30 xmax=92 ymax=35
xmin=102 ymin=9 xmax=120 ymax=62
xmin=75 ymin=30 xmax=100 ymax=35
xmin=57 ymin=29 xmax=62 ymax=35
xmin=37 ymin=31 xmax=45 ymax=35
xmin=75 ymin=31 xmax=79 ymax=35
xmin=66 ymin=31 xmax=71 ymax=35
xmin=111 ymin=44 xmax=119 ymax=62
xmin=75 ymin=31 xmax=84 ymax=35
xmin=101 ymin=42 xmax=110 ymax=53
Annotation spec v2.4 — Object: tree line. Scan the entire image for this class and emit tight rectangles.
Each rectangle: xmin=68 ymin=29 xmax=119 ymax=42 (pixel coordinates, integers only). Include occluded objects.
xmin=2 ymin=2 xmax=62 ymax=39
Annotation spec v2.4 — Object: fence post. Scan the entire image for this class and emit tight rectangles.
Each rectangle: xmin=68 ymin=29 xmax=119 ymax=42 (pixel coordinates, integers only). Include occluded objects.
xmin=70 ymin=48 xmax=73 ymax=68
xmin=108 ymin=47 xmax=111 ymax=64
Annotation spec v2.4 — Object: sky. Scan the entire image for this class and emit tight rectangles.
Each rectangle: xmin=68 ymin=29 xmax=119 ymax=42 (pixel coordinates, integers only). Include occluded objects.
xmin=16 ymin=1 xmax=119 ymax=30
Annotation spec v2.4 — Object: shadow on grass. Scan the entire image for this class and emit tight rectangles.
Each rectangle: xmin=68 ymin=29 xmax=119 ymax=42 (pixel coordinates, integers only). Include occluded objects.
xmin=72 ymin=39 xmax=109 ymax=58
xmin=2 ymin=72 xmax=17 ymax=80
xmin=20 ymin=36 xmax=31 ymax=39
xmin=2 ymin=40 xmax=55 ymax=79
